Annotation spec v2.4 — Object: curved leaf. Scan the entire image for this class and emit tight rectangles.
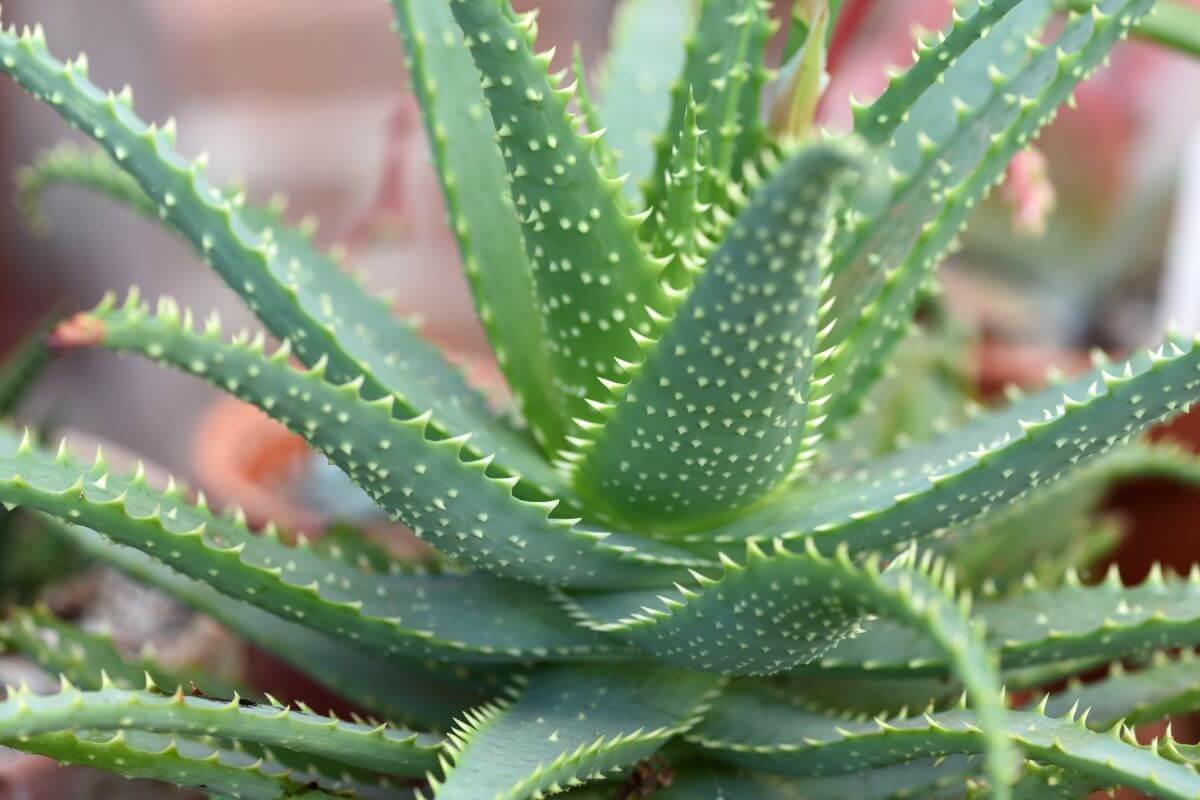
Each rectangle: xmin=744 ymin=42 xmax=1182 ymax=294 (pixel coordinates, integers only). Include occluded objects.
xmin=571 ymin=144 xmax=858 ymax=527
xmin=0 ymin=681 xmax=441 ymax=778
xmin=0 ymin=429 xmax=625 ymax=664
xmin=813 ymin=566 xmax=1200 ymax=676
xmin=434 ymin=665 xmax=722 ymax=799
xmin=690 ymin=687 xmax=1200 ymax=800
xmin=442 ymin=0 xmax=670 ymax=438
xmin=63 ymin=292 xmax=707 ymax=588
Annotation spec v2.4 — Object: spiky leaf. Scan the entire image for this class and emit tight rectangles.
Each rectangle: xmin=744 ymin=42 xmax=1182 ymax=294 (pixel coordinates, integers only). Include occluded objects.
xmin=434 ymin=665 xmax=721 ymax=799
xmin=572 ymin=144 xmax=858 ymax=527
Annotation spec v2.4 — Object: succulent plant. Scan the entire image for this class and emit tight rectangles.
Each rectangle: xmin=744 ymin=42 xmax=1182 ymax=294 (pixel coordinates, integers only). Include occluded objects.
xmin=3 ymin=0 xmax=1200 ymax=797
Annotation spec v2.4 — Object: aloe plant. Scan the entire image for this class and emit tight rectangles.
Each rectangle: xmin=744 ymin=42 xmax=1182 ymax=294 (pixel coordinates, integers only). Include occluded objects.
xmin=3 ymin=0 xmax=1200 ymax=797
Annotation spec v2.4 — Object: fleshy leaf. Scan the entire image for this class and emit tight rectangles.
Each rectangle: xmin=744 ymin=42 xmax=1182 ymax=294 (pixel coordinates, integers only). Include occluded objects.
xmin=600 ymin=0 xmax=692 ymax=199
xmin=689 ymin=686 xmax=1200 ymax=800
xmin=433 ymin=664 xmax=722 ymax=799
xmin=645 ymin=0 xmax=774 ymax=214
xmin=6 ymin=729 xmax=348 ymax=799
xmin=561 ymin=541 xmax=1016 ymax=794
xmin=389 ymin=0 xmax=565 ymax=452
xmin=64 ymin=292 xmax=707 ymax=588
xmin=0 ymin=605 xmax=230 ymax=698
xmin=571 ymin=144 xmax=858 ymax=528
xmin=0 ymin=22 xmax=575 ymax=515
xmin=816 ymin=0 xmax=1153 ymax=437
xmin=443 ymin=0 xmax=670 ymax=438
xmin=0 ymin=681 xmax=441 ymax=778
xmin=851 ymin=0 xmax=1039 ymax=147
xmin=0 ymin=429 xmax=625 ymax=663
xmin=1041 ymin=650 xmax=1200 ymax=729
xmin=692 ymin=339 xmax=1200 ymax=558
xmin=814 ymin=565 xmax=1200 ymax=675
xmin=55 ymin=519 xmax=504 ymax=730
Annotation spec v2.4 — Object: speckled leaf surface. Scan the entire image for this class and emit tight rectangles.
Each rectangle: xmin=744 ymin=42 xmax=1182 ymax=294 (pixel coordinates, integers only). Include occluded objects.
xmin=572 ymin=145 xmax=858 ymax=527
xmin=433 ymin=665 xmax=722 ymax=799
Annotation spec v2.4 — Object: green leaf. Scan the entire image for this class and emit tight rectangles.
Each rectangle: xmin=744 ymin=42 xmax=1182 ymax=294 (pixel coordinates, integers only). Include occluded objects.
xmin=645 ymin=0 xmax=774 ymax=214
xmin=972 ymin=763 xmax=1107 ymax=800
xmin=0 ymin=605 xmax=231 ymax=698
xmin=433 ymin=664 xmax=722 ymax=799
xmin=944 ymin=442 xmax=1200 ymax=592
xmin=55 ymin=520 xmax=504 ymax=730
xmin=0 ymin=429 xmax=624 ymax=664
xmin=600 ymin=0 xmax=692 ymax=199
xmin=689 ymin=687 xmax=1200 ymax=800
xmin=657 ymin=758 xmax=975 ymax=800
xmin=693 ymin=338 xmax=1200 ymax=560
xmin=816 ymin=0 xmax=1153 ymax=437
xmin=0 ymin=309 xmax=56 ymax=417
xmin=1059 ymin=0 xmax=1200 ymax=58
xmin=563 ymin=542 xmax=1016 ymax=795
xmin=7 ymin=729 xmax=347 ymax=799
xmin=570 ymin=47 xmax=621 ymax=181
xmin=0 ymin=681 xmax=441 ymax=778
xmin=1042 ymin=650 xmax=1200 ymax=729
xmin=812 ymin=565 xmax=1200 ymax=676
xmin=389 ymin=0 xmax=564 ymax=453
xmin=0 ymin=22 xmax=572 ymax=518
xmin=851 ymin=0 xmax=1036 ymax=147
xmin=442 ymin=0 xmax=671 ymax=439
xmin=14 ymin=142 xmax=155 ymax=234
xmin=649 ymin=90 xmax=708 ymax=292
xmin=571 ymin=144 xmax=858 ymax=528
xmin=68 ymin=292 xmax=704 ymax=588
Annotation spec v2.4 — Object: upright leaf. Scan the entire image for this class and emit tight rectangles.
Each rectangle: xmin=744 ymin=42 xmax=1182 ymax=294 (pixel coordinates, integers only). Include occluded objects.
xmin=390 ymin=0 xmax=564 ymax=452
xmin=645 ymin=0 xmax=775 ymax=217
xmin=815 ymin=0 xmax=1151 ymax=438
xmin=444 ymin=0 xmax=670 ymax=440
xmin=600 ymin=0 xmax=692 ymax=200
xmin=571 ymin=144 xmax=857 ymax=528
